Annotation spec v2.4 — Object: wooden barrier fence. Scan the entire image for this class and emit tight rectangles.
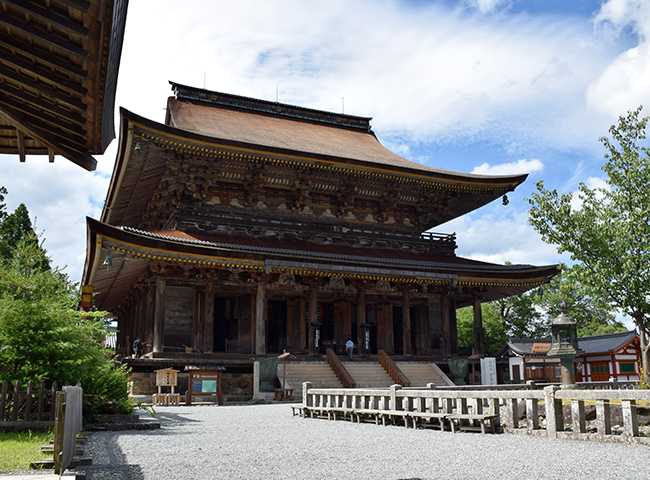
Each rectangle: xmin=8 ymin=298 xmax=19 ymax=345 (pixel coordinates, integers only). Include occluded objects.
xmin=0 ymin=380 xmax=57 ymax=428
xmin=299 ymin=382 xmax=650 ymax=444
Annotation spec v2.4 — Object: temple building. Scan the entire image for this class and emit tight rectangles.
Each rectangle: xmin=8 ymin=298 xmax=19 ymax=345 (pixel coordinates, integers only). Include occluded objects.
xmin=82 ymin=82 xmax=558 ymax=391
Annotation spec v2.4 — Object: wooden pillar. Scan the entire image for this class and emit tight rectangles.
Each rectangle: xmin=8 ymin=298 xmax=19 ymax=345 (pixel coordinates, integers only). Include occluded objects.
xmin=193 ymin=287 xmax=204 ymax=351
xmin=299 ymin=298 xmax=306 ymax=354
xmin=308 ymin=287 xmax=318 ymax=355
xmin=356 ymin=289 xmax=366 ymax=344
xmin=473 ymin=298 xmax=485 ymax=355
xmin=376 ymin=303 xmax=394 ymax=354
xmin=153 ymin=276 xmax=165 ymax=353
xmin=402 ymin=292 xmax=412 ymax=356
xmin=203 ymin=282 xmax=214 ymax=353
xmin=334 ymin=300 xmax=351 ymax=344
xmin=255 ymin=282 xmax=267 ymax=354
xmin=440 ymin=295 xmax=451 ymax=357
xmin=449 ymin=297 xmax=458 ymax=355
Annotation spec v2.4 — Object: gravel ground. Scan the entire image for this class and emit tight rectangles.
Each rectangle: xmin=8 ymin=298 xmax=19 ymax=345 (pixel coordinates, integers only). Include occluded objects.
xmin=77 ymin=404 xmax=649 ymax=480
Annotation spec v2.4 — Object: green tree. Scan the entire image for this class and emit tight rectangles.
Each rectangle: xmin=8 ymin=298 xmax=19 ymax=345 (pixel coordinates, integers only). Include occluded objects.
xmin=536 ymin=267 xmax=625 ymax=337
xmin=0 ymin=203 xmax=47 ymax=269
xmin=0 ymin=200 xmax=132 ymax=419
xmin=528 ymin=106 xmax=650 ymax=381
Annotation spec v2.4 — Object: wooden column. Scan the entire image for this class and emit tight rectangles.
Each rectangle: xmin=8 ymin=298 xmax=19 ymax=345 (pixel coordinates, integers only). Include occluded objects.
xmin=255 ymin=282 xmax=267 ymax=354
xmin=153 ymin=276 xmax=165 ymax=353
xmin=402 ymin=292 xmax=412 ymax=356
xmin=440 ymin=295 xmax=451 ymax=357
xmin=334 ymin=300 xmax=351 ymax=344
xmin=356 ymin=289 xmax=366 ymax=348
xmin=376 ymin=303 xmax=394 ymax=354
xmin=308 ymin=287 xmax=318 ymax=355
xmin=193 ymin=287 xmax=203 ymax=352
xmin=449 ymin=297 xmax=458 ymax=355
xmin=473 ymin=298 xmax=485 ymax=356
xmin=203 ymin=282 xmax=214 ymax=353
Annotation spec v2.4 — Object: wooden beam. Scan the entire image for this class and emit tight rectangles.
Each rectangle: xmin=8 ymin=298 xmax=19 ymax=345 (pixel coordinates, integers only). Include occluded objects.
xmin=4 ymin=0 xmax=90 ymax=37
xmin=54 ymin=0 xmax=91 ymax=12
xmin=16 ymin=128 xmax=25 ymax=162
xmin=0 ymin=15 xmax=88 ymax=60
xmin=0 ymin=64 xmax=86 ymax=113
xmin=0 ymin=30 xmax=87 ymax=79
xmin=0 ymin=92 xmax=87 ymax=144
xmin=0 ymin=103 xmax=96 ymax=170
xmin=0 ymin=46 xmax=88 ymax=97
xmin=48 ymin=148 xmax=54 ymax=163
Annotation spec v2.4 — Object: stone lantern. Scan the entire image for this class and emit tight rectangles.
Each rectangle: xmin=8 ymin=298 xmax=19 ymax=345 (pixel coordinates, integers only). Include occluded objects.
xmin=547 ymin=301 xmax=583 ymax=387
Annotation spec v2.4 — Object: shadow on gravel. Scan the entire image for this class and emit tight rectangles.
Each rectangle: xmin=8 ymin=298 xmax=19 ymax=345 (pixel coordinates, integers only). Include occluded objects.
xmin=79 ymin=431 xmax=145 ymax=480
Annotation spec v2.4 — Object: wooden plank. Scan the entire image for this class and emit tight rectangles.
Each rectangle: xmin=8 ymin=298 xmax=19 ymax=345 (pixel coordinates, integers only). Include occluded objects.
xmin=0 ymin=14 xmax=88 ymax=59
xmin=0 ymin=381 xmax=7 ymax=421
xmin=4 ymin=0 xmax=90 ymax=37
xmin=24 ymin=381 xmax=33 ymax=422
xmin=0 ymin=62 xmax=86 ymax=112
xmin=54 ymin=0 xmax=91 ymax=12
xmin=17 ymin=128 xmax=25 ymax=162
xmin=12 ymin=380 xmax=20 ymax=422
xmin=0 ymin=30 xmax=87 ymax=79
xmin=37 ymin=381 xmax=45 ymax=421
xmin=53 ymin=391 xmax=65 ymax=475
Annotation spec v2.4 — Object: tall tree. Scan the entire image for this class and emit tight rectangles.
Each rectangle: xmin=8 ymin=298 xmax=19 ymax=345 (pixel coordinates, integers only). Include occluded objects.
xmin=528 ymin=106 xmax=650 ymax=381
xmin=0 ymin=203 xmax=44 ymax=266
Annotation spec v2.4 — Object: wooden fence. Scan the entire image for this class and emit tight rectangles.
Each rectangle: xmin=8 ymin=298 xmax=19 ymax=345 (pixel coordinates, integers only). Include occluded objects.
xmin=0 ymin=380 xmax=58 ymax=429
xmin=300 ymin=382 xmax=650 ymax=444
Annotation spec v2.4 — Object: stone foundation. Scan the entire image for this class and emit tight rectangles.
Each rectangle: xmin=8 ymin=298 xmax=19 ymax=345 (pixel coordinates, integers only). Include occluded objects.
xmin=129 ymin=372 xmax=253 ymax=403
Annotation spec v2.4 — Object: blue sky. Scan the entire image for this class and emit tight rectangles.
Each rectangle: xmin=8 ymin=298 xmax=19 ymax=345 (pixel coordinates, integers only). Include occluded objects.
xmin=1 ymin=0 xmax=648 ymax=321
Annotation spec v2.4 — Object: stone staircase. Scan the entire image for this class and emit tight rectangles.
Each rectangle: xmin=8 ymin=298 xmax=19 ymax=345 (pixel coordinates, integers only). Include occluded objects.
xmin=342 ymin=361 xmax=394 ymax=388
xmin=281 ymin=362 xmax=342 ymax=397
xmin=395 ymin=362 xmax=454 ymax=387
xmin=280 ymin=360 xmax=454 ymax=401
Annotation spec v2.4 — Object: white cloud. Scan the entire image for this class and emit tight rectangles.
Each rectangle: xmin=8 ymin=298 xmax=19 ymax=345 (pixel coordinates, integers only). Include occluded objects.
xmin=472 ymin=158 xmax=543 ymax=176
xmin=439 ymin=209 xmax=567 ymax=266
xmin=588 ymin=0 xmax=650 ymax=117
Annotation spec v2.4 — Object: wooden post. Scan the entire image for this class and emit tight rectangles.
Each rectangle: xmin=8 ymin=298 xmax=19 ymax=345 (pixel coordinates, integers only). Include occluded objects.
xmin=0 ymin=380 xmax=6 ymax=421
xmin=473 ymin=298 xmax=484 ymax=356
xmin=37 ymin=381 xmax=45 ymax=421
xmin=153 ymin=276 xmax=165 ymax=353
xmin=308 ymin=287 xmax=318 ymax=355
xmin=440 ymin=295 xmax=451 ymax=357
xmin=12 ymin=380 xmax=19 ymax=421
xmin=25 ymin=381 xmax=33 ymax=422
xmin=402 ymin=292 xmax=412 ymax=356
xmin=204 ymin=282 xmax=214 ymax=353
xmin=255 ymin=282 xmax=267 ymax=354
xmin=53 ymin=391 xmax=66 ymax=475
xmin=356 ymin=289 xmax=366 ymax=350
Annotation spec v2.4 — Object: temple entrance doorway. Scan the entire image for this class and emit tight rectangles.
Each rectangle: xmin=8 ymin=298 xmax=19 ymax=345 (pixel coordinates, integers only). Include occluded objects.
xmin=214 ymin=297 xmax=239 ymax=352
xmin=393 ymin=306 xmax=404 ymax=355
xmin=267 ymin=300 xmax=287 ymax=353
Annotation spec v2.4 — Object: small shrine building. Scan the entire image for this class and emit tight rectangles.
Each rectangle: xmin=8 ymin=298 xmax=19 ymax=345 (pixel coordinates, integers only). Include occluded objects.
xmin=82 ymin=82 xmax=558 ymax=367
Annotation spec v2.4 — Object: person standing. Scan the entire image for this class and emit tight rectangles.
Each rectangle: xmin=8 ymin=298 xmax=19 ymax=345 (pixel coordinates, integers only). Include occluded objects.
xmin=345 ymin=338 xmax=354 ymax=360
xmin=133 ymin=337 xmax=142 ymax=358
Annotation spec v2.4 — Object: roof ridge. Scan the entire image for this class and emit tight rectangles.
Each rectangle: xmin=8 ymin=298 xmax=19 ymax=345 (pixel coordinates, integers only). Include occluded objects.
xmin=169 ymin=81 xmax=372 ymax=131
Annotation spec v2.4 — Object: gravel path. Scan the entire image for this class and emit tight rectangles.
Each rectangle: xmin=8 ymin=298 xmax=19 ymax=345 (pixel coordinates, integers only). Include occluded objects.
xmin=79 ymin=404 xmax=649 ymax=480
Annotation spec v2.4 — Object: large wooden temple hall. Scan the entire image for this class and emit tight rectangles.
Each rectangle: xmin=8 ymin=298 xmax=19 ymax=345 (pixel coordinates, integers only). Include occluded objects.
xmin=82 ymin=82 xmax=558 ymax=379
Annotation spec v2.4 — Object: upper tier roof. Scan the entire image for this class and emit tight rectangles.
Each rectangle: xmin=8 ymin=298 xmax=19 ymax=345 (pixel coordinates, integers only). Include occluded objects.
xmin=166 ymin=82 xmax=524 ymax=179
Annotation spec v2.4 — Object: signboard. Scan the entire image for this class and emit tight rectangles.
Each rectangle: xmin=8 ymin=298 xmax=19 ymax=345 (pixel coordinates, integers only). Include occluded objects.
xmin=531 ymin=343 xmax=551 ymax=353
xmin=187 ymin=370 xmax=223 ymax=404
xmin=480 ymin=357 xmax=498 ymax=385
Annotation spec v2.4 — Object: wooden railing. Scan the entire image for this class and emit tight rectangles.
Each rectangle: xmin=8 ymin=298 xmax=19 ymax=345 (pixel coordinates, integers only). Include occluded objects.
xmin=326 ymin=348 xmax=356 ymax=388
xmin=1 ymin=380 xmax=57 ymax=427
xmin=378 ymin=349 xmax=411 ymax=387
xmin=301 ymin=382 xmax=650 ymax=444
